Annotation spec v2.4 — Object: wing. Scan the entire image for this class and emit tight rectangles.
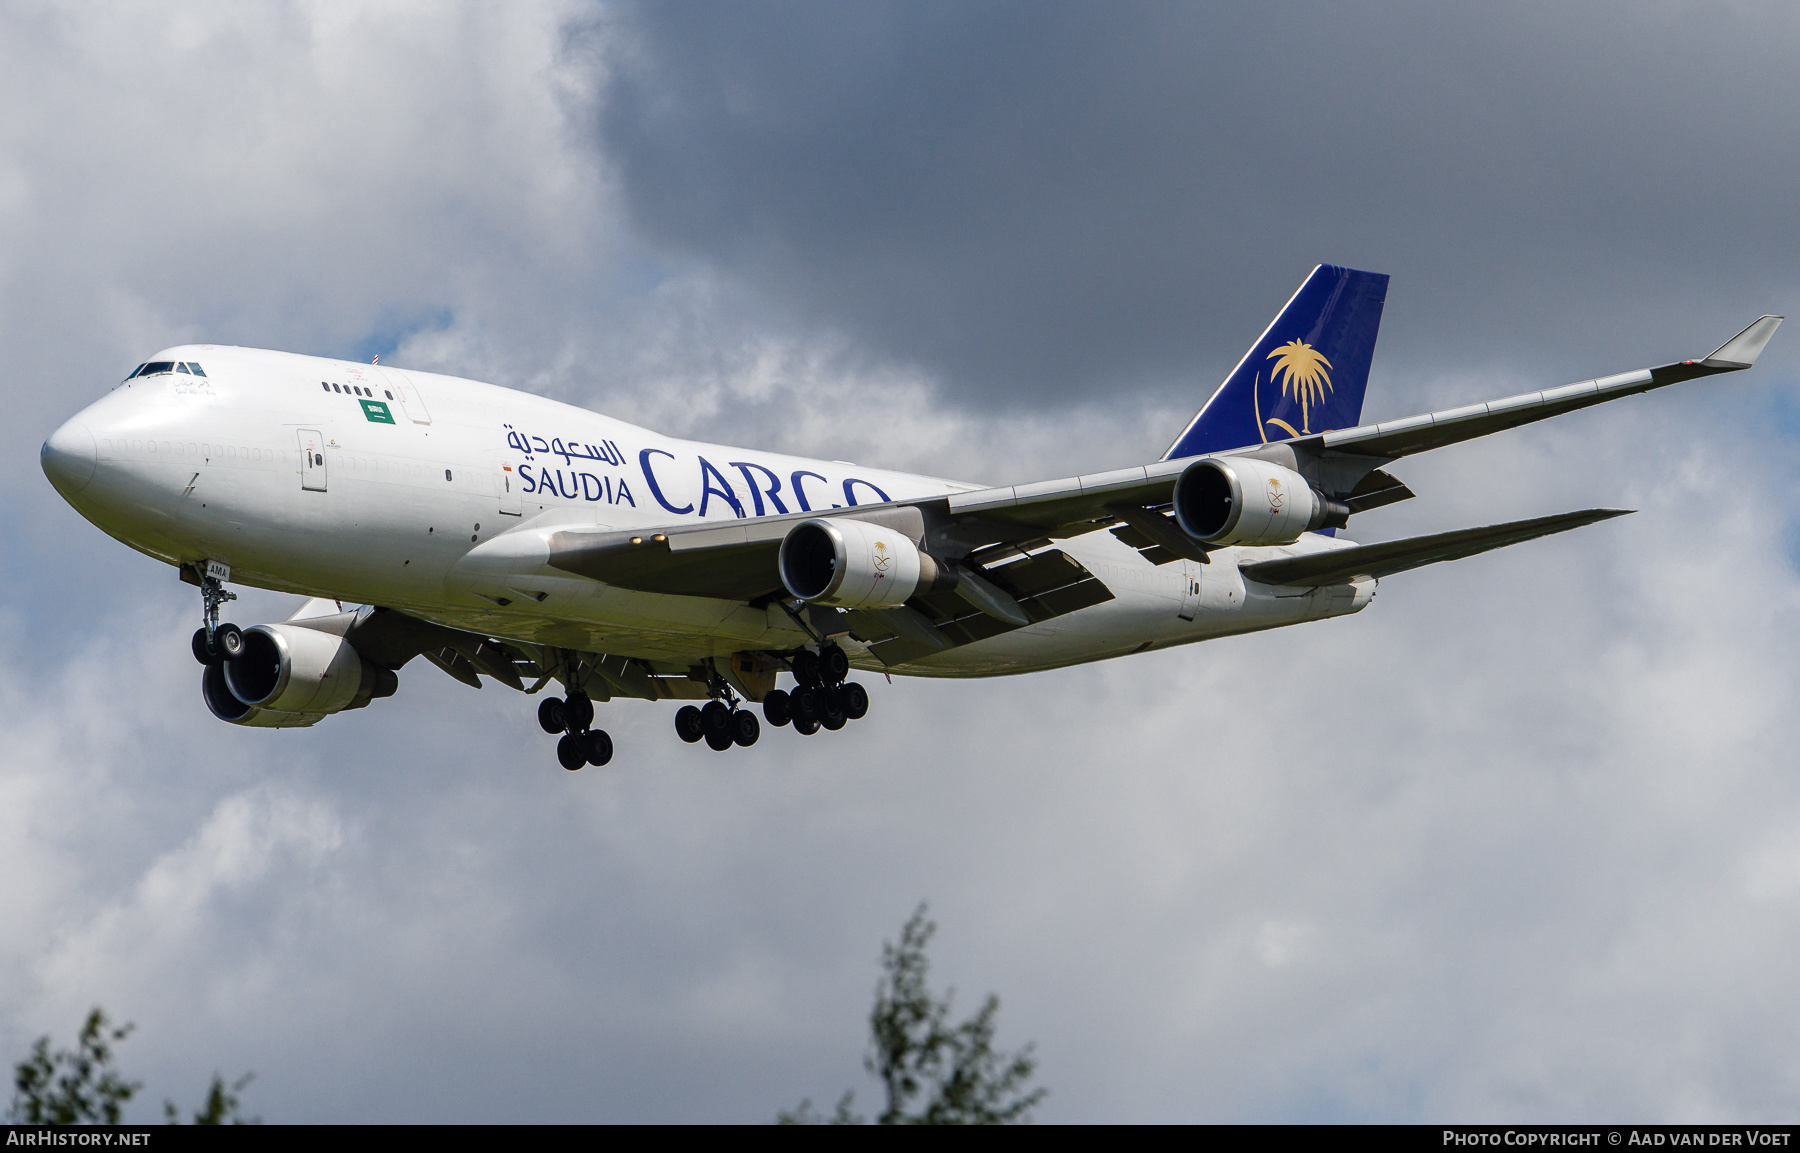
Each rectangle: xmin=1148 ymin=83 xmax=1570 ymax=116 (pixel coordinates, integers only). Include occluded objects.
xmin=1238 ymin=508 xmax=1632 ymax=588
xmin=1295 ymin=314 xmax=1784 ymax=462
xmin=944 ymin=315 xmax=1782 ymax=532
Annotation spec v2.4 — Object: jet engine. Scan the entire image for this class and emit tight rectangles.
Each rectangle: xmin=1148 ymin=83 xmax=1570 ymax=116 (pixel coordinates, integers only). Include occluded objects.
xmin=778 ymin=517 xmax=950 ymax=609
xmin=203 ymin=622 xmax=397 ymax=728
xmin=1172 ymin=457 xmax=1349 ymax=547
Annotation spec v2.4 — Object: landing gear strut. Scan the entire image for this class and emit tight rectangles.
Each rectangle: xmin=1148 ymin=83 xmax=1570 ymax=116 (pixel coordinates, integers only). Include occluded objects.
xmin=190 ymin=565 xmax=241 ymax=666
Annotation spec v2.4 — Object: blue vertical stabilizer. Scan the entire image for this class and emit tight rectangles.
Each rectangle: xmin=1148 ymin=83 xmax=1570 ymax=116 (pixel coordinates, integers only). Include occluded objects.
xmin=1164 ymin=265 xmax=1389 ymax=460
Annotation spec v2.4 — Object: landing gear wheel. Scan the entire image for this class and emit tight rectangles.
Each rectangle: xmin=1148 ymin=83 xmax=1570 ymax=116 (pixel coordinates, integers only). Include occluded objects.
xmin=675 ymin=705 xmax=704 ymax=744
xmin=838 ymin=682 xmax=869 ymax=721
xmin=563 ymin=692 xmax=594 ymax=733
xmin=762 ymin=689 xmax=792 ymax=727
xmin=731 ymin=710 xmax=760 ymax=747
xmin=215 ymin=624 xmax=244 ymax=660
xmin=537 ymin=697 xmax=567 ymax=734
xmin=556 ymin=734 xmax=586 ymax=770
xmin=704 ymin=728 xmax=734 ymax=752
xmin=819 ymin=644 xmax=850 ymax=686
xmin=793 ymin=716 xmax=820 ymax=736
xmin=792 ymin=686 xmax=822 ymax=725
xmin=820 ymin=696 xmax=846 ymax=731
xmin=191 ymin=628 xmax=219 ymax=666
xmin=701 ymin=700 xmax=732 ymax=739
xmin=579 ymin=729 xmax=614 ymax=767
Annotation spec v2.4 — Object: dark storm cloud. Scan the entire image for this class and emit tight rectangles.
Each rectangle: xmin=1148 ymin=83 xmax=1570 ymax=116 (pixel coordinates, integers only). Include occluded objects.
xmin=600 ymin=0 xmax=1800 ymax=408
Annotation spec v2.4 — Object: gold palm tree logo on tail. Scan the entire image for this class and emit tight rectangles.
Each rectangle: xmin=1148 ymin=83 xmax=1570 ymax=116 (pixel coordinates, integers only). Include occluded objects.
xmin=1263 ymin=340 xmax=1333 ymax=437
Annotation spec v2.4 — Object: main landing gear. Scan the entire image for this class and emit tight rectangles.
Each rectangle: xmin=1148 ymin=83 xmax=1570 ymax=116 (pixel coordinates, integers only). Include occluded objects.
xmin=674 ymin=698 xmax=761 ymax=753
xmin=538 ymin=691 xmax=613 ymax=771
xmin=748 ymin=643 xmax=869 ymax=742
xmin=189 ymin=566 xmax=242 ymax=666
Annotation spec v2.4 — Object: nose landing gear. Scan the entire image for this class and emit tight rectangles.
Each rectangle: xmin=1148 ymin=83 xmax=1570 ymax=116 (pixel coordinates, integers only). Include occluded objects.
xmin=189 ymin=564 xmax=241 ymax=666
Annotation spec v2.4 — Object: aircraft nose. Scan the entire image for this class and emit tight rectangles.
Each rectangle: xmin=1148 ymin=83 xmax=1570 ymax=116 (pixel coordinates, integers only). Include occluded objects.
xmin=42 ymin=418 xmax=98 ymax=497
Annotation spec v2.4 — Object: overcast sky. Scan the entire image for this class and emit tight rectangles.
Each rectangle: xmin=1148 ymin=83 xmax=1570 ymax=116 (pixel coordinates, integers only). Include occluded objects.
xmin=5 ymin=0 xmax=1800 ymax=1123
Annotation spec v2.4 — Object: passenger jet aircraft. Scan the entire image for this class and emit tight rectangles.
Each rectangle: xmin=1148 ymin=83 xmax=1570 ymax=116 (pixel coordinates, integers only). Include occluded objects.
xmin=39 ymin=266 xmax=1783 ymax=769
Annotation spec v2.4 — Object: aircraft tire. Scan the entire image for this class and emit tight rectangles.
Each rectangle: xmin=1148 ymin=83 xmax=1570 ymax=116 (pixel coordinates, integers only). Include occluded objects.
xmin=838 ymin=682 xmax=869 ymax=720
xmin=731 ymin=710 xmax=760 ymax=747
xmin=793 ymin=716 xmax=820 ymax=736
xmin=704 ymin=728 xmax=733 ymax=752
xmin=580 ymin=729 xmax=614 ymax=767
xmin=701 ymin=700 xmax=732 ymax=738
xmin=563 ymin=692 xmax=594 ymax=733
xmin=191 ymin=628 xmax=219 ymax=666
xmin=556 ymin=734 xmax=586 ymax=770
xmin=537 ymin=697 xmax=566 ymax=734
xmin=820 ymin=644 xmax=850 ymax=686
xmin=216 ymin=623 xmax=245 ymax=660
xmin=675 ymin=705 xmax=704 ymax=743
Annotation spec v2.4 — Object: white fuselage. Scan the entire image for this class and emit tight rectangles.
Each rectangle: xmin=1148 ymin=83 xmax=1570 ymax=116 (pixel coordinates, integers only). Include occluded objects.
xmin=46 ymin=345 xmax=1372 ymax=677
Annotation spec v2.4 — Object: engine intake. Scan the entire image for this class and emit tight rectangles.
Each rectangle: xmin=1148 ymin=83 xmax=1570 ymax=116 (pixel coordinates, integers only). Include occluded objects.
xmin=778 ymin=518 xmax=949 ymax=609
xmin=1172 ymin=457 xmax=1348 ymax=547
xmin=205 ymin=622 xmax=397 ymax=727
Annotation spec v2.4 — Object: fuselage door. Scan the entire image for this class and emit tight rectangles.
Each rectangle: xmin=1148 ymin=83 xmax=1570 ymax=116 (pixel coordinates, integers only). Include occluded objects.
xmin=298 ymin=428 xmax=327 ymax=492
xmin=379 ymin=368 xmax=432 ymax=424
xmin=496 ymin=453 xmax=522 ymax=515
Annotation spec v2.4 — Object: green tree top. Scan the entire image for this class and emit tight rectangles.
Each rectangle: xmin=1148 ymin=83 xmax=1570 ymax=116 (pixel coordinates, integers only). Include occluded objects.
xmin=8 ymin=1008 xmax=257 ymax=1125
xmin=781 ymin=904 xmax=1046 ymax=1125
xmin=7 ymin=1009 xmax=139 ymax=1125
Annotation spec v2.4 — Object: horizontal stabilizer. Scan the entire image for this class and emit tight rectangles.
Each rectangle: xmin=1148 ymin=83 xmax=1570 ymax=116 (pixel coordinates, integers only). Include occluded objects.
xmin=1241 ymin=508 xmax=1632 ymax=588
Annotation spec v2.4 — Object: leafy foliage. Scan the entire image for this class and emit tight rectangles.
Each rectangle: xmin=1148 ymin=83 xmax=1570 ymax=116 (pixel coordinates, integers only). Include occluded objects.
xmin=8 ymin=1008 xmax=257 ymax=1125
xmin=781 ymin=904 xmax=1045 ymax=1125
xmin=7 ymin=1009 xmax=139 ymax=1125
xmin=164 ymin=1073 xmax=258 ymax=1125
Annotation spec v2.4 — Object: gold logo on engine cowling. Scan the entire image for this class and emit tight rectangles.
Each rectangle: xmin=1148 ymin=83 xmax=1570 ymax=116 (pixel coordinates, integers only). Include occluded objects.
xmin=1256 ymin=340 xmax=1334 ymax=440
xmin=872 ymin=540 xmax=892 ymax=574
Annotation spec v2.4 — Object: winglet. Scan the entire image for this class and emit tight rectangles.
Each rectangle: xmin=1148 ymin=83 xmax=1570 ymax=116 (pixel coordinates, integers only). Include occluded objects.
xmin=1703 ymin=315 xmax=1783 ymax=369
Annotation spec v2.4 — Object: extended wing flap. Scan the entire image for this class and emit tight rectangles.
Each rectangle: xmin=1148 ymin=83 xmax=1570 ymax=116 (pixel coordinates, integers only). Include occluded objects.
xmin=1240 ymin=508 xmax=1632 ymax=588
xmin=858 ymin=547 xmax=1115 ymax=665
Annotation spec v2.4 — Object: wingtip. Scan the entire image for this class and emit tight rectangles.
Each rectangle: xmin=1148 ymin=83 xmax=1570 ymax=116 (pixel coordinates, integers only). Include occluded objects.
xmin=1703 ymin=315 xmax=1784 ymax=369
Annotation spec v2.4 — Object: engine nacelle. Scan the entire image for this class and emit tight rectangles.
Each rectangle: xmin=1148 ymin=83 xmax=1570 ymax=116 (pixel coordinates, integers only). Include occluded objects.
xmin=1172 ymin=457 xmax=1349 ymax=546
xmin=204 ymin=623 xmax=397 ymax=727
xmin=778 ymin=517 xmax=947 ymax=609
